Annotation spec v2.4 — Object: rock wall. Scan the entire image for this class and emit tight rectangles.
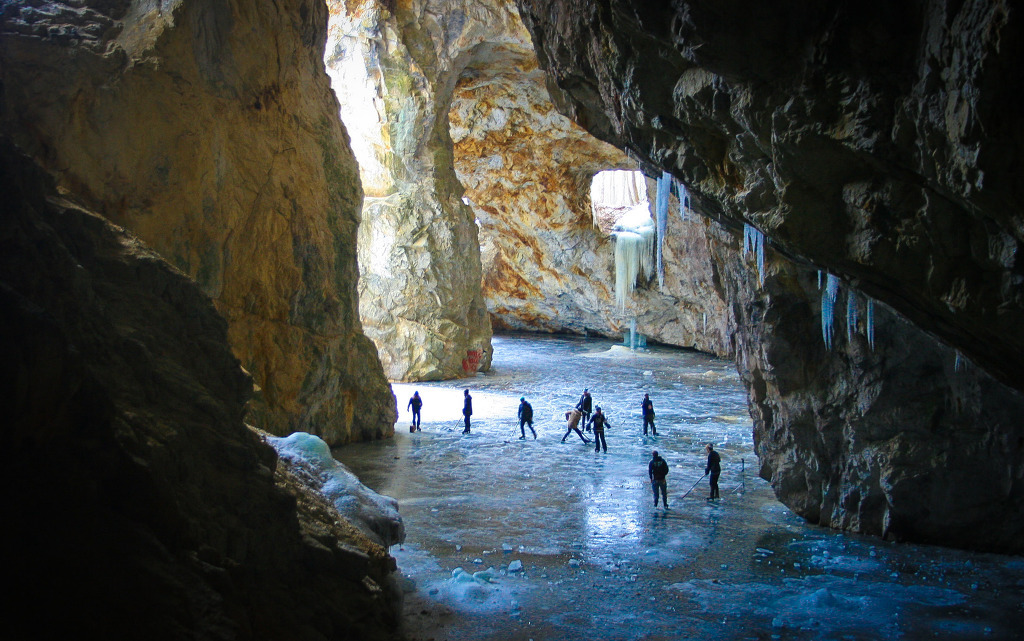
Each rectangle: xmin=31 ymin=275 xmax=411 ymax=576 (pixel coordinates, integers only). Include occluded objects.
xmin=325 ymin=0 xmax=493 ymax=381
xmin=449 ymin=25 xmax=731 ymax=355
xmin=515 ymin=0 xmax=1024 ymax=550
xmin=1 ymin=0 xmax=395 ymax=444
xmin=1 ymin=141 xmax=401 ymax=639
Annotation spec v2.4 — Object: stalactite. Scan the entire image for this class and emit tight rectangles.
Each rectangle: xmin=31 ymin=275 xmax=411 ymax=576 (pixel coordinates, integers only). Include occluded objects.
xmin=866 ymin=298 xmax=876 ymax=350
xmin=822 ymin=273 xmax=840 ymax=350
xmin=846 ymin=289 xmax=859 ymax=342
xmin=743 ymin=223 xmax=766 ymax=286
xmin=655 ymin=171 xmax=670 ymax=288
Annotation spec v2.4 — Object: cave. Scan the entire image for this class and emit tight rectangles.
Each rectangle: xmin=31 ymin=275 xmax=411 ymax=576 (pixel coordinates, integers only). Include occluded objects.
xmin=2 ymin=0 xmax=1023 ymax=639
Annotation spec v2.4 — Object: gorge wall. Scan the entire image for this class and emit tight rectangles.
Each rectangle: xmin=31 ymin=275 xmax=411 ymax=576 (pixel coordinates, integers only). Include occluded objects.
xmin=516 ymin=0 xmax=1024 ymax=551
xmin=325 ymin=0 xmax=493 ymax=381
xmin=1 ymin=141 xmax=401 ymax=639
xmin=1 ymin=0 xmax=395 ymax=445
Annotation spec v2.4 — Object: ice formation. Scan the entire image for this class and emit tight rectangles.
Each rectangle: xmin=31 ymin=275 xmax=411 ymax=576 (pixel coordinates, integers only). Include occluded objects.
xmin=675 ymin=179 xmax=690 ymax=218
xmin=743 ymin=223 xmax=766 ymax=286
xmin=612 ymin=202 xmax=656 ymax=310
xmin=268 ymin=431 xmax=405 ymax=547
xmin=846 ymin=289 xmax=859 ymax=341
xmin=655 ymin=171 xmax=671 ymax=288
xmin=866 ymin=298 xmax=876 ymax=350
xmin=821 ymin=273 xmax=841 ymax=350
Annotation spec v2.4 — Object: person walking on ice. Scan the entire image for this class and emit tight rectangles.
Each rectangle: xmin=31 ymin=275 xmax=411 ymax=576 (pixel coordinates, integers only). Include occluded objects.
xmin=517 ymin=397 xmax=536 ymax=439
xmin=561 ymin=408 xmax=590 ymax=444
xmin=705 ymin=443 xmax=721 ymax=500
xmin=588 ymin=406 xmax=610 ymax=453
xmin=576 ymin=388 xmax=593 ymax=430
xmin=641 ymin=393 xmax=656 ymax=436
xmin=407 ymin=391 xmax=423 ymax=431
xmin=649 ymin=450 xmax=669 ymax=508
xmin=462 ymin=389 xmax=473 ymax=434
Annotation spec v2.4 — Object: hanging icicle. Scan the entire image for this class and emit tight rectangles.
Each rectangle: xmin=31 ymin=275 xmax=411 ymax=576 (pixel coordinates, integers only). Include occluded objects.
xmin=655 ymin=171 xmax=671 ymax=289
xmin=612 ymin=203 xmax=656 ymax=310
xmin=817 ymin=270 xmax=823 ymax=290
xmin=846 ymin=290 xmax=859 ymax=342
xmin=743 ymin=224 xmax=766 ymax=286
xmin=674 ymin=179 xmax=690 ymax=220
xmin=954 ymin=350 xmax=965 ymax=372
xmin=866 ymin=298 xmax=876 ymax=350
xmin=821 ymin=273 xmax=841 ymax=350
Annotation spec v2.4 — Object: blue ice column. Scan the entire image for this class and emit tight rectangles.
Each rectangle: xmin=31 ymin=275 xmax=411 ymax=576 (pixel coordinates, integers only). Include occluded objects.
xmin=866 ymin=298 xmax=875 ymax=350
xmin=821 ymin=274 xmax=841 ymax=350
xmin=846 ymin=290 xmax=859 ymax=341
xmin=655 ymin=171 xmax=671 ymax=288
xmin=675 ymin=179 xmax=690 ymax=220
xmin=743 ymin=224 xmax=766 ymax=286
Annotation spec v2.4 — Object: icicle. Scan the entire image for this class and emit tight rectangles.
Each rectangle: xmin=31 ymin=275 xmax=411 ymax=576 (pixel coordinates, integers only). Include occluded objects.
xmin=743 ymin=224 xmax=766 ymax=286
xmin=817 ymin=270 xmax=823 ymax=290
xmin=655 ymin=171 xmax=670 ymax=288
xmin=674 ymin=179 xmax=689 ymax=220
xmin=954 ymin=350 xmax=964 ymax=372
xmin=866 ymin=298 xmax=875 ymax=350
xmin=612 ymin=203 xmax=656 ymax=310
xmin=821 ymin=274 xmax=841 ymax=350
xmin=702 ymin=312 xmax=707 ymax=334
xmin=846 ymin=290 xmax=859 ymax=342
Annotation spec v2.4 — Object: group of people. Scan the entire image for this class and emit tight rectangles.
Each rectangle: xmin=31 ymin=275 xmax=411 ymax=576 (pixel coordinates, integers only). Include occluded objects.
xmin=406 ymin=387 xmax=724 ymax=505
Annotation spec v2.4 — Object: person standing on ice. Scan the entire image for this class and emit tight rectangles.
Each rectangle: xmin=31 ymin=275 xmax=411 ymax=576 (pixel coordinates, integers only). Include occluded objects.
xmin=576 ymin=389 xmax=593 ymax=431
xmin=705 ymin=443 xmax=721 ymax=500
xmin=561 ymin=408 xmax=590 ymax=444
xmin=648 ymin=450 xmax=669 ymax=508
xmin=462 ymin=389 xmax=473 ymax=434
xmin=517 ymin=397 xmax=536 ymax=439
xmin=588 ymin=406 xmax=610 ymax=453
xmin=641 ymin=393 xmax=656 ymax=436
xmin=407 ymin=391 xmax=423 ymax=431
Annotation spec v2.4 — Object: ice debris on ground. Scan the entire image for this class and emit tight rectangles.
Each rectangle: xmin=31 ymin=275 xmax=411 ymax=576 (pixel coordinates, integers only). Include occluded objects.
xmin=508 ymin=560 xmax=524 ymax=573
xmin=267 ymin=432 xmax=404 ymax=547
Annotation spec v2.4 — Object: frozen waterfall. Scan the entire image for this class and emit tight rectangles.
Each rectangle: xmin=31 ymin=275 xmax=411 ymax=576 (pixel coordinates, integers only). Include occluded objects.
xmin=612 ymin=203 xmax=656 ymax=310
xmin=590 ymin=169 xmax=646 ymax=226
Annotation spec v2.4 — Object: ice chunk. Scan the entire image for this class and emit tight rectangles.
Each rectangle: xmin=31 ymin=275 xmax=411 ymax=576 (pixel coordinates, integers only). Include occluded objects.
xmin=508 ymin=560 xmax=524 ymax=573
xmin=502 ymin=543 xmax=514 ymax=553
xmin=268 ymin=432 xmax=404 ymax=547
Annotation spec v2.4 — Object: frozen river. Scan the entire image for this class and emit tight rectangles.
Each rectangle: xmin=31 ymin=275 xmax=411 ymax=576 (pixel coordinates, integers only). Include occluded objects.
xmin=334 ymin=334 xmax=1024 ymax=640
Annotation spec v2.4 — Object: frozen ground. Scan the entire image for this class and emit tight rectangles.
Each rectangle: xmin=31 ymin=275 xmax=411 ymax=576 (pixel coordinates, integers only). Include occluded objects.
xmin=334 ymin=334 xmax=1024 ymax=641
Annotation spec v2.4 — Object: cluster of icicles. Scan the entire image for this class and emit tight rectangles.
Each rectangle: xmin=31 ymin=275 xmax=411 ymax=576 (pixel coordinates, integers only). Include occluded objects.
xmin=819 ymin=271 xmax=876 ymax=351
xmin=596 ymin=170 xmax=690 ymax=310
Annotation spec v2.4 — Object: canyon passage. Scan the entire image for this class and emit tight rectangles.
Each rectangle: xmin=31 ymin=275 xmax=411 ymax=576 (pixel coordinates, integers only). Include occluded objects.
xmin=336 ymin=334 xmax=1024 ymax=641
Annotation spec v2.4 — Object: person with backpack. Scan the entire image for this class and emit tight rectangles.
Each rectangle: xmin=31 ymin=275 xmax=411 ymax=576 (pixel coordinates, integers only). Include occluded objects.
xmin=517 ymin=397 xmax=536 ymax=439
xmin=648 ymin=450 xmax=670 ymax=508
xmin=641 ymin=393 xmax=656 ymax=436
xmin=705 ymin=443 xmax=721 ymax=500
xmin=587 ymin=406 xmax=610 ymax=453
xmin=407 ymin=391 xmax=423 ymax=431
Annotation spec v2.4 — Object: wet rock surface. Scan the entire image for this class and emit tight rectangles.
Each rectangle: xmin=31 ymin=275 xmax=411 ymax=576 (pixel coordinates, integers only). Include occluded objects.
xmin=339 ymin=334 xmax=1024 ymax=641
xmin=1 ymin=142 xmax=400 ymax=640
xmin=1 ymin=0 xmax=395 ymax=444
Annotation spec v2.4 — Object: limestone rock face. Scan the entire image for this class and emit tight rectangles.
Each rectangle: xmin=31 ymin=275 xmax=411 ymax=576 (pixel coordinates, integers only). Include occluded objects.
xmin=1 ymin=0 xmax=395 ymax=444
xmin=516 ymin=0 xmax=1024 ymax=551
xmin=714 ymin=234 xmax=1024 ymax=553
xmin=0 ymin=142 xmax=401 ymax=639
xmin=326 ymin=0 xmax=493 ymax=381
xmin=516 ymin=0 xmax=1024 ymax=395
xmin=445 ymin=2 xmax=730 ymax=355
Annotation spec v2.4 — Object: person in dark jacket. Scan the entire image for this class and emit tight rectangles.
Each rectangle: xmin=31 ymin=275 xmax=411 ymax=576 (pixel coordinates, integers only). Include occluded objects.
xmin=641 ymin=393 xmax=656 ymax=436
xmin=407 ymin=391 xmax=423 ymax=431
xmin=462 ymin=389 xmax=473 ymax=434
xmin=561 ymin=408 xmax=590 ymax=444
xmin=588 ymin=406 xmax=610 ymax=453
xmin=705 ymin=443 xmax=721 ymax=499
xmin=517 ymin=397 xmax=536 ymax=439
xmin=648 ymin=450 xmax=669 ymax=508
xmin=576 ymin=388 xmax=593 ymax=430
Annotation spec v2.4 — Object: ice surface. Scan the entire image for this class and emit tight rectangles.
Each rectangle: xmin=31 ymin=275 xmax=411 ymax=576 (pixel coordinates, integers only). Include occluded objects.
xmin=268 ymin=432 xmax=404 ymax=547
xmin=336 ymin=334 xmax=1024 ymax=640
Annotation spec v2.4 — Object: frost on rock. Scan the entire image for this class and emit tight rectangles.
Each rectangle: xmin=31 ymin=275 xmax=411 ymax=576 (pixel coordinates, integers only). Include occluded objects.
xmin=612 ymin=202 xmax=656 ymax=310
xmin=268 ymin=432 xmax=405 ymax=547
